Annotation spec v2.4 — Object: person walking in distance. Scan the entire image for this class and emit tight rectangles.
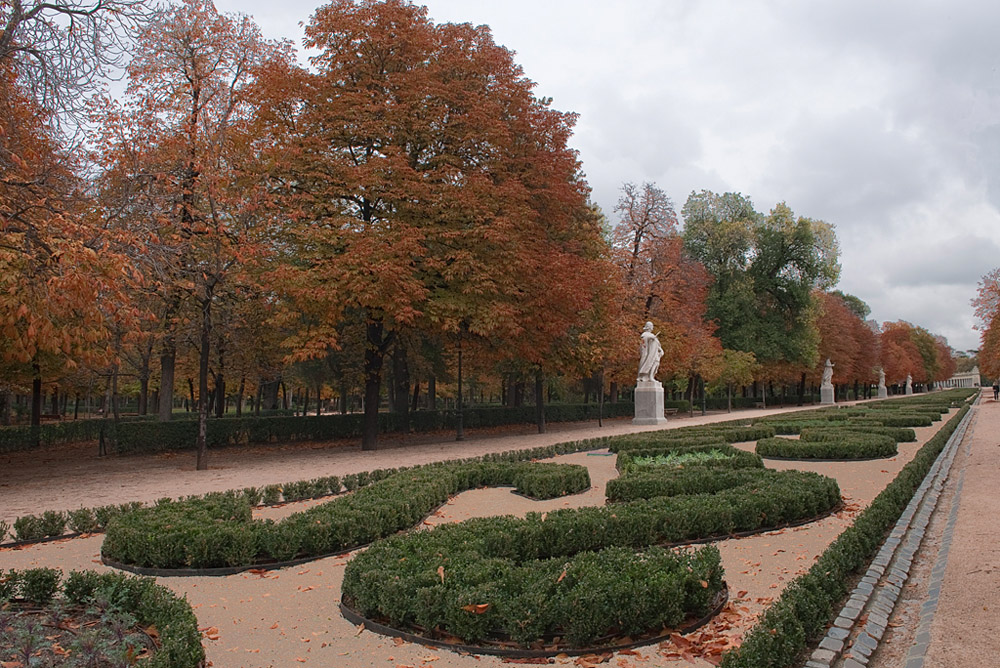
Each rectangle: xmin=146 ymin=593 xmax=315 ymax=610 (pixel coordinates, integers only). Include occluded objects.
xmin=993 ymin=381 xmax=999 ymax=401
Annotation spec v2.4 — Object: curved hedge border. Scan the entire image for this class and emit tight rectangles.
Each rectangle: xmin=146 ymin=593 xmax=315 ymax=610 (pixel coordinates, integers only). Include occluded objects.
xmin=0 ymin=568 xmax=204 ymax=668
xmin=755 ymin=435 xmax=897 ymax=460
xmin=720 ymin=391 xmax=976 ymax=667
xmin=102 ymin=459 xmax=591 ymax=572
xmin=342 ymin=543 xmax=726 ymax=651
xmin=339 ymin=428 xmax=841 ymax=651
xmin=339 ymin=587 xmax=728 ymax=658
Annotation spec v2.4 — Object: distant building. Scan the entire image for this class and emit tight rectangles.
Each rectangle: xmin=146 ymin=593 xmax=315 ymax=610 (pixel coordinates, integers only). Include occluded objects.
xmin=938 ymin=366 xmax=981 ymax=389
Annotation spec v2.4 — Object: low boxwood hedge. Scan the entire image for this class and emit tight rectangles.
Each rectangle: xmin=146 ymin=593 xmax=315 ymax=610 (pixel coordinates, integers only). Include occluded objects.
xmin=798 ymin=425 xmax=916 ymax=443
xmin=343 ymin=533 xmax=723 ymax=648
xmin=756 ymin=435 xmax=897 ymax=460
xmin=102 ymin=460 xmax=592 ymax=570
xmin=607 ymin=425 xmax=775 ymax=453
xmin=720 ymin=399 xmax=973 ymax=667
xmin=0 ymin=568 xmax=203 ymax=667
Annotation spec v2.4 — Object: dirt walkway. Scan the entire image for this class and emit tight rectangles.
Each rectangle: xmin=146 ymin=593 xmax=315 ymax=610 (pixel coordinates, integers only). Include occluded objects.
xmin=0 ymin=399 xmax=978 ymax=668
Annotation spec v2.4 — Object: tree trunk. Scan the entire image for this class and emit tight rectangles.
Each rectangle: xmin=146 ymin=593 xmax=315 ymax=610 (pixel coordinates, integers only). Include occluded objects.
xmin=159 ymin=334 xmax=176 ymax=421
xmin=31 ymin=363 xmax=42 ymax=427
xmin=391 ymin=340 xmax=410 ymax=432
xmin=255 ymin=381 xmax=263 ymax=416
xmin=196 ymin=296 xmax=212 ymax=471
xmin=411 ymin=379 xmax=420 ymax=413
xmin=111 ymin=365 xmax=121 ymax=421
xmin=214 ymin=349 xmax=225 ymax=418
xmin=362 ymin=319 xmax=393 ymax=451
xmin=302 ymin=387 xmax=309 ymax=417
xmin=610 ymin=381 xmax=618 ymax=403
xmin=797 ymin=373 xmax=806 ymax=406
xmin=339 ymin=380 xmax=348 ymax=414
xmin=236 ymin=376 xmax=245 ymax=417
xmin=186 ymin=378 xmax=195 ymax=412
xmin=534 ymin=369 xmax=545 ymax=434
xmin=281 ymin=382 xmax=288 ymax=410
xmin=428 ymin=375 xmax=436 ymax=411
xmin=727 ymin=383 xmax=732 ymax=412
xmin=316 ymin=383 xmax=322 ymax=417
xmin=514 ymin=380 xmax=524 ymax=407
xmin=0 ymin=389 xmax=11 ymax=425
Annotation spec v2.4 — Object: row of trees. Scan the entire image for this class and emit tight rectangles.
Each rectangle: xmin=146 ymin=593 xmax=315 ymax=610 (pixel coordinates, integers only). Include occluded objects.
xmin=974 ymin=268 xmax=1000 ymax=380
xmin=2 ymin=0 xmax=962 ymax=470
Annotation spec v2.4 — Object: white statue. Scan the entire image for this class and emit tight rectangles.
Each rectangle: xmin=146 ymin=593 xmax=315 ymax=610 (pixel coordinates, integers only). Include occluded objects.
xmin=637 ymin=322 xmax=664 ymax=382
xmin=878 ymin=368 xmax=886 ymax=388
xmin=821 ymin=358 xmax=834 ymax=388
xmin=905 ymin=374 xmax=913 ymax=394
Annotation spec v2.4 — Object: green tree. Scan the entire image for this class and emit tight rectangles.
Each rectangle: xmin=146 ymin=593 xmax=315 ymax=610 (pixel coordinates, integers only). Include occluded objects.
xmin=682 ymin=193 xmax=838 ymax=371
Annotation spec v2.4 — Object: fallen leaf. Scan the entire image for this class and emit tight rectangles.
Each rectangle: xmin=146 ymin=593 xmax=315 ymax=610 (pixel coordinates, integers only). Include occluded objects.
xmin=437 ymin=565 xmax=445 ymax=583
xmin=461 ymin=603 xmax=490 ymax=614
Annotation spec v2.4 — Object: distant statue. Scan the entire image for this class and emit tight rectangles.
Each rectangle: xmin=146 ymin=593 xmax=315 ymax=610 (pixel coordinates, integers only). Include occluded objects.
xmin=821 ymin=359 xmax=834 ymax=388
xmin=906 ymin=374 xmax=913 ymax=394
xmin=878 ymin=368 xmax=886 ymax=388
xmin=637 ymin=321 xmax=664 ymax=382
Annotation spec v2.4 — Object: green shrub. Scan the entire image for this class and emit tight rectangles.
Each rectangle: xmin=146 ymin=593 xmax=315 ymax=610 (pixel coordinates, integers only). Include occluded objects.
xmin=68 ymin=507 xmax=99 ymax=533
xmin=13 ymin=514 xmax=44 ymax=541
xmin=19 ymin=567 xmax=60 ymax=604
xmin=756 ymin=435 xmax=897 ymax=459
xmin=262 ymin=484 xmax=282 ymax=505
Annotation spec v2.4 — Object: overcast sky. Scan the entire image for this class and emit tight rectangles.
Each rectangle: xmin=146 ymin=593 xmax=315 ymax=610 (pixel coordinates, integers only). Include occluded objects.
xmin=219 ymin=0 xmax=1000 ymax=352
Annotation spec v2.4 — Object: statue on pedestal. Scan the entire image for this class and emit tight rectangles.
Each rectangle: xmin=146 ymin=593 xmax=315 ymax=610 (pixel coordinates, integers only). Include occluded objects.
xmin=905 ymin=373 xmax=913 ymax=395
xmin=820 ymin=358 xmax=835 ymax=405
xmin=637 ymin=322 xmax=664 ymax=382
xmin=633 ymin=322 xmax=668 ymax=425
xmin=821 ymin=359 xmax=834 ymax=388
xmin=878 ymin=367 xmax=888 ymax=398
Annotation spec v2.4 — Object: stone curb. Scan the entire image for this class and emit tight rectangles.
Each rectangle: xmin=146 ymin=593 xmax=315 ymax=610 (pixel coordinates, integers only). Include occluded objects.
xmin=901 ymin=407 xmax=975 ymax=668
xmin=801 ymin=400 xmax=976 ymax=668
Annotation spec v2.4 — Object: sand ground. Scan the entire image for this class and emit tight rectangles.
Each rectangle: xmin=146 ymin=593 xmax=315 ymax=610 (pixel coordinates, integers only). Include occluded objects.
xmin=1 ymin=397 xmax=994 ymax=668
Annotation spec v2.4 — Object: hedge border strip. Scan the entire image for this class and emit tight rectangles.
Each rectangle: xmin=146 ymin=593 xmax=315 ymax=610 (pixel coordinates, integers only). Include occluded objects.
xmin=339 ymin=585 xmax=729 ymax=658
xmin=757 ymin=455 xmax=894 ymax=463
xmin=809 ymin=399 xmax=976 ymax=667
xmin=717 ymin=390 xmax=978 ymax=668
xmin=100 ymin=478 xmax=597 ymax=578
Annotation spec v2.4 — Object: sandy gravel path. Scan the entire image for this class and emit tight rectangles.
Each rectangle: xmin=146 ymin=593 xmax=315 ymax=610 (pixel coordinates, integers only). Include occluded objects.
xmin=0 ymin=399 xmax=977 ymax=668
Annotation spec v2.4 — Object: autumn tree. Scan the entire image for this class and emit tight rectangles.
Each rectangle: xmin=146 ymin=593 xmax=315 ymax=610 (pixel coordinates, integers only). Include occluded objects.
xmin=258 ymin=0 xmax=606 ymax=448
xmin=96 ymin=0 xmax=290 ymax=468
xmin=974 ymin=268 xmax=1000 ymax=379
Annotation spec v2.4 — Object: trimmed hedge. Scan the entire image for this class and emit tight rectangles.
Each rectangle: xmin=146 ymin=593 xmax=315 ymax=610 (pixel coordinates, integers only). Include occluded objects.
xmin=102 ymin=460 xmax=592 ymax=570
xmin=608 ymin=426 xmax=775 ymax=453
xmin=720 ymin=399 xmax=973 ymax=667
xmin=0 ymin=568 xmax=203 ymax=667
xmin=755 ymin=435 xmax=897 ymax=460
xmin=104 ymin=403 xmax=635 ymax=455
xmin=344 ymin=536 xmax=723 ymax=648
xmin=798 ymin=425 xmax=916 ymax=443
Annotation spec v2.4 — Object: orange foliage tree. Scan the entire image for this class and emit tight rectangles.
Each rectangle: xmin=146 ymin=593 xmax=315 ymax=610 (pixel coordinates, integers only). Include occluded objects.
xmin=609 ymin=182 xmax=721 ymax=398
xmin=95 ymin=0 xmax=289 ymax=467
xmin=0 ymin=64 xmax=130 ymax=425
xmin=257 ymin=0 xmax=607 ymax=448
xmin=973 ymin=268 xmax=1000 ymax=379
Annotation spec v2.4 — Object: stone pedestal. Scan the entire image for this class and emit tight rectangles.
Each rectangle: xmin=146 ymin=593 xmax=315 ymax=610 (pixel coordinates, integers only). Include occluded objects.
xmin=820 ymin=385 xmax=835 ymax=405
xmin=877 ymin=386 xmax=888 ymax=399
xmin=905 ymin=385 xmax=913 ymax=395
xmin=633 ymin=380 xmax=669 ymax=425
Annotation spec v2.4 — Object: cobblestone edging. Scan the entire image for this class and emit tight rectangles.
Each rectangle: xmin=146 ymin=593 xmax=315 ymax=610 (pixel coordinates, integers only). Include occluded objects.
xmin=900 ymin=407 xmax=975 ymax=668
xmin=802 ymin=401 xmax=977 ymax=668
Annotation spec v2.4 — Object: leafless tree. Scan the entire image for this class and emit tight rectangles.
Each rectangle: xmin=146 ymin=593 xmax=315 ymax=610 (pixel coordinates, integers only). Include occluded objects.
xmin=0 ymin=0 xmax=152 ymax=128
